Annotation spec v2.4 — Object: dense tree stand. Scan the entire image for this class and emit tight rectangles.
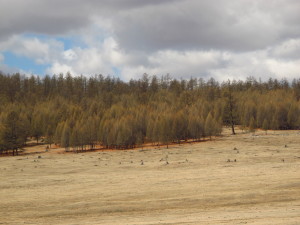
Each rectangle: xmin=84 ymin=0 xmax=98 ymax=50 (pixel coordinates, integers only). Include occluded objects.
xmin=1 ymin=73 xmax=300 ymax=153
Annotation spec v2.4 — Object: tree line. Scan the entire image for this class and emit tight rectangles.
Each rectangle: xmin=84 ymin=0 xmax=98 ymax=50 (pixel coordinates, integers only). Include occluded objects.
xmin=0 ymin=72 xmax=300 ymax=155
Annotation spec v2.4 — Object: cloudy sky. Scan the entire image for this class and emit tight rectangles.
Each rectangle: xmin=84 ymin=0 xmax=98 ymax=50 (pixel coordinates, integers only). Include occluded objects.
xmin=0 ymin=0 xmax=300 ymax=81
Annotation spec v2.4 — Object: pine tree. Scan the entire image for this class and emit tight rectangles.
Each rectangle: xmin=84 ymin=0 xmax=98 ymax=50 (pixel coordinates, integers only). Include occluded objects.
xmin=31 ymin=112 xmax=43 ymax=144
xmin=1 ymin=73 xmax=300 ymax=152
xmin=222 ymin=82 xmax=237 ymax=135
xmin=1 ymin=110 xmax=27 ymax=155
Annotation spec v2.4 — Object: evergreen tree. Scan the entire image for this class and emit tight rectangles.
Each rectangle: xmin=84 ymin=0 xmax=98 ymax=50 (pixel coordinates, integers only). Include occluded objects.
xmin=222 ymin=82 xmax=238 ymax=135
xmin=1 ymin=72 xmax=300 ymax=152
xmin=1 ymin=110 xmax=27 ymax=155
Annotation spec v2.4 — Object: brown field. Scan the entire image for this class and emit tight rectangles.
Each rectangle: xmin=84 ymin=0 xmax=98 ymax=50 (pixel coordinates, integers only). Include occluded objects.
xmin=0 ymin=128 xmax=299 ymax=225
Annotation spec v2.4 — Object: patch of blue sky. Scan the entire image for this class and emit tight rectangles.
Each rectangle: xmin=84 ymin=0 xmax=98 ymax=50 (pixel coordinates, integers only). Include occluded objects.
xmin=22 ymin=32 xmax=87 ymax=50
xmin=112 ymin=66 xmax=121 ymax=77
xmin=56 ymin=35 xmax=88 ymax=50
xmin=3 ymin=51 xmax=49 ymax=75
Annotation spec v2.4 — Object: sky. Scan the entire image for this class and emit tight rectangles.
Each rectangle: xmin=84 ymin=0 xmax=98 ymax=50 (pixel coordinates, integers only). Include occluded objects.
xmin=0 ymin=0 xmax=300 ymax=81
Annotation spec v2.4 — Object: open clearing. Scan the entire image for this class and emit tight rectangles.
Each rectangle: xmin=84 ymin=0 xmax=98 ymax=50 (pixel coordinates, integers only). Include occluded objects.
xmin=0 ymin=128 xmax=299 ymax=225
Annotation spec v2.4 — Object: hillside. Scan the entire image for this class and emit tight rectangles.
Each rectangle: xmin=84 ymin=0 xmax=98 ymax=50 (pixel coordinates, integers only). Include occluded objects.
xmin=0 ymin=128 xmax=299 ymax=224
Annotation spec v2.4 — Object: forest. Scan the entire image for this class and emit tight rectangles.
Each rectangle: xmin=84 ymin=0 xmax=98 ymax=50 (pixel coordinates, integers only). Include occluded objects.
xmin=0 ymin=72 xmax=300 ymax=155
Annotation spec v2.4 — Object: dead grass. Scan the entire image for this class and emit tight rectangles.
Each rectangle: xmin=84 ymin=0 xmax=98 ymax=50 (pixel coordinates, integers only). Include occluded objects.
xmin=0 ymin=128 xmax=299 ymax=224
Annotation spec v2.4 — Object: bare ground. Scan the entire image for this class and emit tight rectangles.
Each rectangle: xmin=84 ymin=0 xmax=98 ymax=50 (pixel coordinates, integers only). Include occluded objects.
xmin=0 ymin=128 xmax=299 ymax=225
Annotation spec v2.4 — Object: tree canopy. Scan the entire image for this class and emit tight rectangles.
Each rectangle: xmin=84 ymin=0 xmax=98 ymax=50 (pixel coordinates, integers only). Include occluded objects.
xmin=1 ymin=72 xmax=300 ymax=154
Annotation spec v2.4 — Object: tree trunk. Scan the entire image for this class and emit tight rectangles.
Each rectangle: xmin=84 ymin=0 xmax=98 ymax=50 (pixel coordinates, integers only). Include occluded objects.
xmin=231 ymin=123 xmax=236 ymax=135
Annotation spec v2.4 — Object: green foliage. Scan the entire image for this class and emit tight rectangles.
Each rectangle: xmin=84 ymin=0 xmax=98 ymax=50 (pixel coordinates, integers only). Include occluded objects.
xmin=0 ymin=108 xmax=28 ymax=155
xmin=222 ymin=82 xmax=238 ymax=134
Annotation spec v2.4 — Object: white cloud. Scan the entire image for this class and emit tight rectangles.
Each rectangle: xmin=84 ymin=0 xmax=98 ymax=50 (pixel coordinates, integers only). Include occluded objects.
xmin=63 ymin=49 xmax=77 ymax=61
xmin=210 ymin=51 xmax=273 ymax=81
xmin=46 ymin=38 xmax=123 ymax=76
xmin=46 ymin=62 xmax=75 ymax=75
xmin=1 ymin=32 xmax=300 ymax=82
xmin=210 ymin=50 xmax=300 ymax=82
xmin=266 ymin=59 xmax=300 ymax=78
xmin=1 ymin=0 xmax=300 ymax=81
xmin=0 ymin=34 xmax=122 ymax=77
xmin=0 ymin=35 xmax=63 ymax=65
xmin=270 ymin=39 xmax=300 ymax=60
xmin=120 ymin=50 xmax=227 ymax=80
xmin=120 ymin=48 xmax=300 ymax=82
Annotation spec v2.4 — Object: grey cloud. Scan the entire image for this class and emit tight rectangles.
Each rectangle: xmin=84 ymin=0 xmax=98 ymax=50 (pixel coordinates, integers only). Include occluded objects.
xmin=1 ymin=0 xmax=300 ymax=80
xmin=1 ymin=0 xmax=300 ymax=52
xmin=268 ymin=39 xmax=300 ymax=61
xmin=111 ymin=0 xmax=300 ymax=52
xmin=0 ymin=0 xmax=177 ymax=40
xmin=0 ymin=0 xmax=90 ymax=40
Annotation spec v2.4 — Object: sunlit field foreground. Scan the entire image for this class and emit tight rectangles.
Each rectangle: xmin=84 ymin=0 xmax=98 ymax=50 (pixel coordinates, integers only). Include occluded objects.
xmin=0 ymin=128 xmax=299 ymax=225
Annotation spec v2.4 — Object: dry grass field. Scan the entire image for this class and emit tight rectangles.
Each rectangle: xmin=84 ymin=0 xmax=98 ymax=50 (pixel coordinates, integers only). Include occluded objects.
xmin=0 ymin=128 xmax=299 ymax=225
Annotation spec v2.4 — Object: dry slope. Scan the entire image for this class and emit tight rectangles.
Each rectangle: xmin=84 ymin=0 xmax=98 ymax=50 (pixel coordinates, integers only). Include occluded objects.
xmin=0 ymin=128 xmax=299 ymax=225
